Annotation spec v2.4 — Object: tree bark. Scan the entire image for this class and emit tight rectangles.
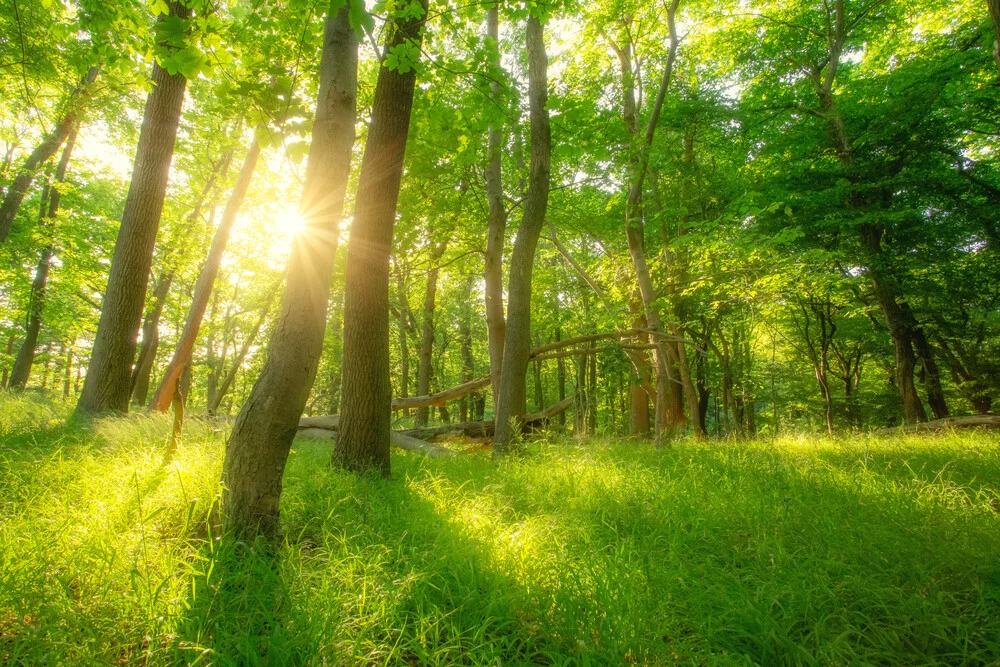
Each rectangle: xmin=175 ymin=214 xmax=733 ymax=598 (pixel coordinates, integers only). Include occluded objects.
xmin=9 ymin=130 xmax=76 ymax=388
xmin=492 ymin=15 xmax=551 ymax=456
xmin=76 ymin=4 xmax=190 ymax=414
xmin=483 ymin=2 xmax=507 ymax=408
xmin=988 ymin=0 xmax=1000 ymax=74
xmin=149 ymin=138 xmax=261 ymax=412
xmin=0 ymin=67 xmax=98 ymax=242
xmin=334 ymin=1 xmax=427 ymax=475
xmin=415 ymin=238 xmax=448 ymax=427
xmin=459 ymin=277 xmax=475 ymax=423
xmin=222 ymin=5 xmax=357 ymax=539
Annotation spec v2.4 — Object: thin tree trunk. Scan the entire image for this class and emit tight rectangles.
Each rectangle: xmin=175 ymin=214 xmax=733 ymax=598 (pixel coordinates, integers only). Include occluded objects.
xmin=459 ymin=276 xmax=475 ymax=423
xmin=556 ymin=326 xmax=566 ymax=428
xmin=493 ymin=14 xmax=551 ymax=456
xmin=222 ymin=6 xmax=357 ymax=538
xmin=988 ymin=0 xmax=1000 ymax=74
xmin=9 ymin=129 xmax=77 ymax=389
xmin=150 ymin=138 xmax=261 ymax=412
xmin=484 ymin=2 xmax=507 ymax=408
xmin=415 ymin=238 xmax=448 ymax=427
xmin=0 ymin=67 xmax=98 ymax=242
xmin=1 ymin=334 xmax=13 ymax=388
xmin=76 ymin=4 xmax=191 ymax=414
xmin=63 ymin=342 xmax=73 ymax=397
xmin=208 ymin=297 xmax=273 ymax=415
xmin=334 ymin=1 xmax=427 ymax=475
xmin=130 ymin=271 xmax=173 ymax=405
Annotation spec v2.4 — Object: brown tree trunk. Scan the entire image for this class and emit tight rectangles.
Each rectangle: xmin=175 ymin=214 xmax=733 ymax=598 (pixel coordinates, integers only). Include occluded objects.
xmin=910 ymin=324 xmax=948 ymax=420
xmin=459 ymin=277 xmax=475 ymax=424
xmin=130 ymin=271 xmax=172 ymax=405
xmin=76 ymin=4 xmax=191 ymax=414
xmin=149 ymin=138 xmax=261 ymax=412
xmin=492 ymin=14 xmax=551 ymax=456
xmin=415 ymin=238 xmax=448 ymax=427
xmin=0 ymin=67 xmax=98 ymax=242
xmin=222 ymin=6 xmax=357 ymax=538
xmin=208 ymin=296 xmax=273 ymax=415
xmin=627 ymin=299 xmax=651 ymax=435
xmin=860 ymin=224 xmax=926 ymax=424
xmin=988 ymin=0 xmax=1000 ymax=74
xmin=483 ymin=2 xmax=507 ymax=408
xmin=334 ymin=2 xmax=427 ymax=475
xmin=556 ymin=326 xmax=567 ymax=428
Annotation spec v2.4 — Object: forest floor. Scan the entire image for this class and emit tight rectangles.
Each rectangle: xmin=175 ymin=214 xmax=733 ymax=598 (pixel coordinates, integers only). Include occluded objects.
xmin=2 ymin=394 xmax=1000 ymax=665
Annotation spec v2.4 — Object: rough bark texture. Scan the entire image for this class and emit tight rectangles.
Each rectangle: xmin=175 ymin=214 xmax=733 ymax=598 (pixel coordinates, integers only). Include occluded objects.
xmin=0 ymin=67 xmax=98 ymax=243
xmin=334 ymin=1 xmax=427 ymax=475
xmin=9 ymin=130 xmax=76 ymax=388
xmin=483 ymin=3 xmax=507 ymax=407
xmin=492 ymin=15 xmax=550 ymax=455
xmin=76 ymin=5 xmax=190 ymax=414
xmin=150 ymin=138 xmax=261 ymax=412
xmin=222 ymin=5 xmax=357 ymax=539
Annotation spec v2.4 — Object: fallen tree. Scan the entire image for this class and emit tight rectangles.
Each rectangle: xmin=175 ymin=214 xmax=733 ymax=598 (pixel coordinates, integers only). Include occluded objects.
xmin=400 ymin=395 xmax=574 ymax=441
xmin=298 ymin=425 xmax=455 ymax=457
xmin=875 ymin=415 xmax=1000 ymax=435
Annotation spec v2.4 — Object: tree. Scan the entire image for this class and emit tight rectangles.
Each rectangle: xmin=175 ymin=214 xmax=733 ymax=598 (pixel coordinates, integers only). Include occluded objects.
xmin=76 ymin=1 xmax=193 ymax=414
xmin=222 ymin=1 xmax=358 ymax=538
xmin=334 ymin=0 xmax=430 ymax=475
xmin=492 ymin=13 xmax=551 ymax=455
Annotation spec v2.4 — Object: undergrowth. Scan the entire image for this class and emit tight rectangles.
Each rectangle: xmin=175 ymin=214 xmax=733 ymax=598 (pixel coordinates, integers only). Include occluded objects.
xmin=2 ymin=392 xmax=1000 ymax=665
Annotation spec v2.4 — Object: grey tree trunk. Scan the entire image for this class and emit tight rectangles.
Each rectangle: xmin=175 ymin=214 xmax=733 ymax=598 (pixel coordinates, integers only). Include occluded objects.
xmin=76 ymin=4 xmax=191 ymax=414
xmin=334 ymin=1 xmax=428 ymax=476
xmin=415 ymin=238 xmax=448 ymax=427
xmin=493 ymin=15 xmax=551 ymax=455
xmin=483 ymin=3 xmax=507 ymax=408
xmin=222 ymin=5 xmax=357 ymax=539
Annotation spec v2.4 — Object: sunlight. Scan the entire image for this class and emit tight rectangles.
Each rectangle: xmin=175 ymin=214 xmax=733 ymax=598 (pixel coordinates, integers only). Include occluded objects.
xmin=274 ymin=204 xmax=305 ymax=242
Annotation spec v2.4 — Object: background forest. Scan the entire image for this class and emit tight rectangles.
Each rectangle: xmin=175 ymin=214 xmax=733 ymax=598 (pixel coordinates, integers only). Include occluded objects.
xmin=2 ymin=0 xmax=1000 ymax=663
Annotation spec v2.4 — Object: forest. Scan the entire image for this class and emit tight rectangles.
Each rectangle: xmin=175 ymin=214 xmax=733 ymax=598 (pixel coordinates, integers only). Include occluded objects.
xmin=2 ymin=0 xmax=1000 ymax=663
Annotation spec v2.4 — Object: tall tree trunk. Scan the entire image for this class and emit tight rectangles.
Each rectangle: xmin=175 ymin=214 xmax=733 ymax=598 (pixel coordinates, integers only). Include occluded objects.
xmin=9 ymin=129 xmax=77 ymax=388
xmin=1 ymin=334 xmax=13 ymax=388
xmin=415 ymin=238 xmax=447 ymax=427
xmin=988 ymin=0 xmax=1000 ymax=74
xmin=492 ymin=15 xmax=551 ymax=456
xmin=76 ymin=4 xmax=191 ymax=414
xmin=222 ymin=5 xmax=357 ymax=538
xmin=556 ymin=326 xmax=566 ymax=428
xmin=483 ymin=2 xmax=507 ymax=408
xmin=610 ymin=0 xmax=681 ymax=442
xmin=587 ymin=344 xmax=597 ymax=434
xmin=459 ymin=276 xmax=475 ymax=423
xmin=149 ymin=138 xmax=261 ymax=412
xmin=334 ymin=1 xmax=427 ymax=475
xmin=910 ymin=324 xmax=948 ymax=419
xmin=130 ymin=271 xmax=173 ymax=405
xmin=0 ymin=67 xmax=98 ymax=242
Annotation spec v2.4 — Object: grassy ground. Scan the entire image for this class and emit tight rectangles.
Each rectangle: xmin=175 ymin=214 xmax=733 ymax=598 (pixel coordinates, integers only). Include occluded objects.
xmin=2 ymin=394 xmax=1000 ymax=665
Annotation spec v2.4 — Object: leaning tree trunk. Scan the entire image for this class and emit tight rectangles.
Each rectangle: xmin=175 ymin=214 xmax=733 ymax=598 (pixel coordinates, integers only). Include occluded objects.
xmin=149 ymin=138 xmax=261 ymax=412
xmin=76 ymin=4 xmax=191 ymax=415
xmin=222 ymin=5 xmax=358 ymax=539
xmin=0 ymin=67 xmax=98 ymax=243
xmin=9 ymin=130 xmax=77 ymax=388
xmin=483 ymin=3 xmax=508 ymax=408
xmin=493 ymin=15 xmax=551 ymax=455
xmin=910 ymin=324 xmax=948 ymax=420
xmin=415 ymin=238 xmax=448 ymax=427
xmin=334 ymin=1 xmax=429 ymax=476
xmin=130 ymin=271 xmax=173 ymax=405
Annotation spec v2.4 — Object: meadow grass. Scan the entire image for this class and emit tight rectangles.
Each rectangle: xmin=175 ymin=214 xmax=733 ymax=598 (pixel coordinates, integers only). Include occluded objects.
xmin=2 ymin=392 xmax=1000 ymax=665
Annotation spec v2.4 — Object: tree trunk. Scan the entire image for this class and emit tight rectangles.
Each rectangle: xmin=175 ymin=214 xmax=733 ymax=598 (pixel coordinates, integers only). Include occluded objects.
xmin=459 ymin=278 xmax=475 ymax=424
xmin=492 ymin=15 xmax=551 ymax=456
xmin=63 ymin=342 xmax=73 ymax=397
xmin=130 ymin=271 xmax=173 ymax=405
xmin=860 ymin=223 xmax=926 ymax=424
xmin=0 ymin=68 xmax=98 ymax=242
xmin=149 ymin=138 xmax=261 ymax=412
xmin=207 ymin=295 xmax=273 ymax=415
xmin=76 ymin=5 xmax=190 ymax=414
xmin=988 ymin=0 xmax=1000 ymax=74
xmin=1 ymin=334 xmax=13 ymax=388
xmin=222 ymin=6 xmax=357 ymax=538
xmin=556 ymin=326 xmax=566 ymax=428
xmin=483 ymin=2 xmax=507 ymax=408
xmin=415 ymin=238 xmax=447 ymax=427
xmin=334 ymin=1 xmax=427 ymax=475
xmin=910 ymin=324 xmax=948 ymax=420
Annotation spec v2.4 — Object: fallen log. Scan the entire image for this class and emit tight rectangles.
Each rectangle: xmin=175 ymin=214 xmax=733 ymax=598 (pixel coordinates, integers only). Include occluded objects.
xmin=875 ymin=415 xmax=1000 ymax=435
xmin=297 ymin=426 xmax=455 ymax=457
xmin=391 ymin=375 xmax=490 ymax=411
xmin=399 ymin=395 xmax=575 ymax=441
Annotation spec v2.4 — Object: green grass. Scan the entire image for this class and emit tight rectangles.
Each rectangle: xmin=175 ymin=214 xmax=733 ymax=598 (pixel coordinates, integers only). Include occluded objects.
xmin=2 ymin=393 xmax=1000 ymax=665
